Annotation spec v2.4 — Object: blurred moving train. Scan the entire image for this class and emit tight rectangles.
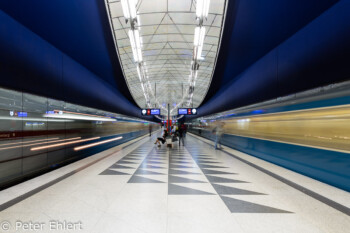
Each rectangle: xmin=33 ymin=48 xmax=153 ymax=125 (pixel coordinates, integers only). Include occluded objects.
xmin=189 ymin=81 xmax=350 ymax=192
xmin=0 ymin=87 xmax=159 ymax=189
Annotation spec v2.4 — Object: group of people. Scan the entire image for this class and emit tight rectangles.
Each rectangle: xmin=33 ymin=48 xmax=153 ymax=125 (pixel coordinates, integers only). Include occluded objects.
xmin=153 ymin=121 xmax=224 ymax=150
xmin=154 ymin=123 xmax=187 ymax=147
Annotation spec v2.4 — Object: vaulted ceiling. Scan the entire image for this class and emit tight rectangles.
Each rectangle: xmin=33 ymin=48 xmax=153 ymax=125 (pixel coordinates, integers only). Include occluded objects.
xmin=1 ymin=0 xmax=348 ymax=120
xmin=105 ymin=0 xmax=226 ymax=116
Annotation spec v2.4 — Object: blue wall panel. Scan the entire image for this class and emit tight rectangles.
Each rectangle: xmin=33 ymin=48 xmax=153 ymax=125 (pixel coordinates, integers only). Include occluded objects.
xmin=198 ymin=0 xmax=350 ymax=117
xmin=0 ymin=10 xmax=151 ymax=119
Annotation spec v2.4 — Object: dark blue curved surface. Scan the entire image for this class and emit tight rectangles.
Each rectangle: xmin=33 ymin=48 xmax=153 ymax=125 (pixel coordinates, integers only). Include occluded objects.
xmin=1 ymin=0 xmax=350 ymax=120
xmin=199 ymin=0 xmax=350 ymax=117
xmin=0 ymin=10 xmax=145 ymax=118
xmin=0 ymin=0 xmax=129 ymax=96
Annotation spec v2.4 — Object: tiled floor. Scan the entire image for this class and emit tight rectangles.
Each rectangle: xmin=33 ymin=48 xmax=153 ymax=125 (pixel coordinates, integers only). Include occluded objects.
xmin=0 ymin=134 xmax=349 ymax=233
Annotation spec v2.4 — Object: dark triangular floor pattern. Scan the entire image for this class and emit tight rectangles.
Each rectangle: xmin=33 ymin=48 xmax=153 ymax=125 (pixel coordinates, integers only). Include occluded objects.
xmin=109 ymin=164 xmax=134 ymax=169
xmin=206 ymin=175 xmax=249 ymax=183
xmin=168 ymin=184 xmax=214 ymax=195
xmin=97 ymin=135 xmax=292 ymax=214
xmin=116 ymin=160 xmax=138 ymax=164
xmin=123 ymin=155 xmax=144 ymax=159
xmin=134 ymin=169 xmax=165 ymax=175
xmin=139 ymin=164 xmax=165 ymax=169
xmin=185 ymin=136 xmax=292 ymax=214
xmin=128 ymin=175 xmax=164 ymax=183
xmin=169 ymin=164 xmax=194 ymax=169
xmin=169 ymin=175 xmax=206 ymax=183
xmin=195 ymin=160 xmax=221 ymax=164
xmin=118 ymin=157 xmax=142 ymax=161
xmin=99 ymin=170 xmax=130 ymax=175
xmin=145 ymin=161 xmax=165 ymax=164
xmin=220 ymin=196 xmax=292 ymax=213
xmin=198 ymin=164 xmax=229 ymax=169
xmin=169 ymin=169 xmax=201 ymax=175
xmin=212 ymin=183 xmax=266 ymax=195
xmin=170 ymin=160 xmax=193 ymax=164
xmin=201 ymin=169 xmax=237 ymax=175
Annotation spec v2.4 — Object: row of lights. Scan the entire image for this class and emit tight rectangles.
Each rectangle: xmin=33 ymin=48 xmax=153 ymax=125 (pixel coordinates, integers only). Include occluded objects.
xmin=121 ymin=0 xmax=154 ymax=108
xmin=188 ymin=0 xmax=210 ymax=105
xmin=170 ymin=0 xmax=210 ymax=115
xmin=122 ymin=0 xmax=210 ymax=115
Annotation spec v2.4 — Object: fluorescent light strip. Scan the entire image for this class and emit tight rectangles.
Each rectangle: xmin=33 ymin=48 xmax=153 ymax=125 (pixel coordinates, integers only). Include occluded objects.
xmin=196 ymin=27 xmax=206 ymax=59
xmin=31 ymin=137 xmax=100 ymax=151
xmin=0 ymin=137 xmax=81 ymax=151
xmin=0 ymin=137 xmax=59 ymax=147
xmin=204 ymin=0 xmax=210 ymax=17
xmin=196 ymin=0 xmax=204 ymax=18
xmin=199 ymin=27 xmax=206 ymax=47
xmin=0 ymin=117 xmax=73 ymax=122
xmin=121 ymin=0 xmax=130 ymax=19
xmin=129 ymin=30 xmax=138 ymax=61
xmin=121 ymin=0 xmax=136 ymax=19
xmin=128 ymin=0 xmax=137 ymax=19
xmin=196 ymin=0 xmax=210 ymax=18
xmin=194 ymin=27 xmax=200 ymax=46
xmin=74 ymin=137 xmax=123 ymax=151
xmin=134 ymin=30 xmax=142 ymax=61
xmin=129 ymin=30 xmax=142 ymax=62
xmin=55 ymin=110 xmax=112 ymax=119
xmin=137 ymin=65 xmax=142 ymax=81
xmin=44 ymin=113 xmax=116 ymax=122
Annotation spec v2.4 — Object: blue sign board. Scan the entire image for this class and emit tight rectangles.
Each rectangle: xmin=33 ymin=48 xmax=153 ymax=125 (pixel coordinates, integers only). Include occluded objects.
xmin=18 ymin=112 xmax=28 ymax=117
xmin=178 ymin=108 xmax=187 ymax=115
xmin=141 ymin=109 xmax=161 ymax=115
xmin=151 ymin=109 xmax=160 ymax=115
xmin=178 ymin=108 xmax=197 ymax=115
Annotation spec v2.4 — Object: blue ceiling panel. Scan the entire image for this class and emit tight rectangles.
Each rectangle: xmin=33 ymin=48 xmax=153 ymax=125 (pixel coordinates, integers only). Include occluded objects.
xmin=197 ymin=0 xmax=350 ymax=117
xmin=203 ymin=0 xmax=340 ymax=104
xmin=0 ymin=0 xmax=134 ymax=102
xmin=0 ymin=9 xmax=153 ymax=119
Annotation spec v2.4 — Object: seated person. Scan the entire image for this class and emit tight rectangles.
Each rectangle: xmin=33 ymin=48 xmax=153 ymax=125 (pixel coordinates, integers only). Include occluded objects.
xmin=154 ymin=130 xmax=168 ymax=147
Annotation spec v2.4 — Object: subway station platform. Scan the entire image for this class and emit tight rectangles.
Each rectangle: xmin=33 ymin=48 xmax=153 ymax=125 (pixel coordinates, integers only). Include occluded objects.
xmin=0 ymin=133 xmax=349 ymax=233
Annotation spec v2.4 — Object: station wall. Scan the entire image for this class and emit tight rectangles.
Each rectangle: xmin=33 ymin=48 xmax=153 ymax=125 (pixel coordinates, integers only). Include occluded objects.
xmin=0 ymin=87 xmax=158 ymax=189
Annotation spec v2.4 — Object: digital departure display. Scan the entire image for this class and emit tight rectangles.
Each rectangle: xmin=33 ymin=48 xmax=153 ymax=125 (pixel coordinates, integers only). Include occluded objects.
xmin=178 ymin=108 xmax=187 ymax=115
xmin=178 ymin=108 xmax=197 ymax=115
xmin=141 ymin=109 xmax=160 ymax=115
xmin=151 ymin=109 xmax=160 ymax=115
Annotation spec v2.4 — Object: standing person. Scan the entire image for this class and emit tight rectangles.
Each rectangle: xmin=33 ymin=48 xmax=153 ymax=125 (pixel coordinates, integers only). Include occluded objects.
xmin=178 ymin=124 xmax=185 ymax=146
xmin=180 ymin=123 xmax=187 ymax=137
xmin=171 ymin=125 xmax=176 ymax=136
xmin=149 ymin=124 xmax=152 ymax=136
xmin=213 ymin=122 xmax=224 ymax=150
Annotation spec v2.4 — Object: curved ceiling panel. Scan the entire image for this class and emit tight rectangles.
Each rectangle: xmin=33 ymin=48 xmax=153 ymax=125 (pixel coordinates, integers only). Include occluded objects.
xmin=202 ymin=0 xmax=340 ymax=106
xmin=105 ymin=0 xmax=227 ymax=116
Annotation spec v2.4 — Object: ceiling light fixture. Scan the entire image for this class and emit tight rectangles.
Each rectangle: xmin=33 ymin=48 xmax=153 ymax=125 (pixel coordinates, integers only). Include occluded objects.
xmin=196 ymin=0 xmax=210 ymax=19
xmin=121 ymin=0 xmax=137 ymax=22
xmin=194 ymin=27 xmax=206 ymax=60
xmin=129 ymin=30 xmax=142 ymax=62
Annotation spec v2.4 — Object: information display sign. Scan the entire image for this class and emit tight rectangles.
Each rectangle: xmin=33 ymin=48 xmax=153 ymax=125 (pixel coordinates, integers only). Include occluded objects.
xmin=141 ymin=109 xmax=161 ymax=116
xmin=178 ymin=108 xmax=197 ymax=115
